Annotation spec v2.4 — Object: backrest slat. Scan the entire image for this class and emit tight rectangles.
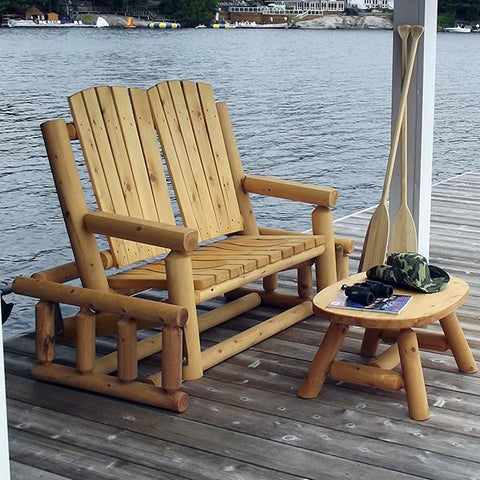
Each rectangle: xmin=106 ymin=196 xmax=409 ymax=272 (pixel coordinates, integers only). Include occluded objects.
xmin=82 ymin=86 xmax=148 ymax=263
xmin=182 ymin=81 xmax=231 ymax=234
xmin=70 ymin=86 xmax=173 ymax=267
xmin=196 ymin=83 xmax=243 ymax=233
xmin=110 ymin=87 xmax=158 ymax=223
xmin=216 ymin=101 xmax=259 ymax=235
xmin=129 ymin=88 xmax=175 ymax=226
xmin=148 ymin=80 xmax=245 ymax=242
xmin=168 ymin=81 xmax=220 ymax=238
xmin=149 ymin=82 xmax=209 ymax=240
xmin=69 ymin=88 xmax=135 ymax=266
xmin=147 ymin=83 xmax=199 ymax=234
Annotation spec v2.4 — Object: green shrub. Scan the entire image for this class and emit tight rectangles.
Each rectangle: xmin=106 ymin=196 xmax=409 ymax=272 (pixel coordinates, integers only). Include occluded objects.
xmin=437 ymin=13 xmax=456 ymax=29
xmin=80 ymin=13 xmax=94 ymax=24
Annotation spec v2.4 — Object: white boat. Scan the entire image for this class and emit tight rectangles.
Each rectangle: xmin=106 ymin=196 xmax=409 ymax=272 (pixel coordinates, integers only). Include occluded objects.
xmin=233 ymin=21 xmax=288 ymax=29
xmin=444 ymin=24 xmax=472 ymax=33
xmin=95 ymin=16 xmax=109 ymax=28
xmin=7 ymin=16 xmax=108 ymax=28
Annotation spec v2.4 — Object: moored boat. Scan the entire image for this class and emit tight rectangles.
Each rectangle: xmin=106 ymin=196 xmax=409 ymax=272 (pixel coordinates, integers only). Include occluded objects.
xmin=444 ymin=24 xmax=472 ymax=33
xmin=233 ymin=21 xmax=288 ymax=28
xmin=7 ymin=18 xmax=91 ymax=27
xmin=7 ymin=16 xmax=109 ymax=28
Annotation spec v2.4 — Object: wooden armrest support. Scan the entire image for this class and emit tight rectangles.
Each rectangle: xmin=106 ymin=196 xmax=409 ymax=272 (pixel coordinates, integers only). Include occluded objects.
xmin=31 ymin=250 xmax=115 ymax=284
xmin=84 ymin=212 xmax=198 ymax=253
xmin=334 ymin=236 xmax=355 ymax=254
xmin=32 ymin=260 xmax=81 ymax=284
xmin=12 ymin=277 xmax=187 ymax=328
xmin=257 ymin=226 xmax=354 ymax=254
xmin=243 ymin=175 xmax=338 ymax=208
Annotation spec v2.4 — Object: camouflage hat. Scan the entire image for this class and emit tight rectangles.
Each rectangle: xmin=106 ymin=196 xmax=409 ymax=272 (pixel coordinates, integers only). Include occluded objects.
xmin=366 ymin=252 xmax=450 ymax=293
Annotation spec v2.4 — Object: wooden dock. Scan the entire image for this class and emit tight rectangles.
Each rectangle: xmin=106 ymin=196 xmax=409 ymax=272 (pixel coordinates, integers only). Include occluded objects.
xmin=5 ymin=172 xmax=480 ymax=479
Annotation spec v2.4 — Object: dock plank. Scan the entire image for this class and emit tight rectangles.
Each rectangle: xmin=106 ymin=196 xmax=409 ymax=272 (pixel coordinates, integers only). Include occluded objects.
xmin=8 ymin=397 xmax=297 ymax=480
xmin=10 ymin=461 xmax=72 ymax=480
xmin=6 ymin=372 xmax=414 ymax=480
xmin=4 ymin=172 xmax=480 ymax=479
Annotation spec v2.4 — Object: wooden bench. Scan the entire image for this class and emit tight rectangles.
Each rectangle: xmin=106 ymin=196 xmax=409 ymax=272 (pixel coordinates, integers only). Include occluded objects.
xmin=13 ymin=80 xmax=353 ymax=411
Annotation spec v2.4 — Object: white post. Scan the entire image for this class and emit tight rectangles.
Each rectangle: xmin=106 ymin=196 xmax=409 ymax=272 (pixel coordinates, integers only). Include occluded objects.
xmin=390 ymin=0 xmax=438 ymax=258
xmin=0 ymin=310 xmax=11 ymax=479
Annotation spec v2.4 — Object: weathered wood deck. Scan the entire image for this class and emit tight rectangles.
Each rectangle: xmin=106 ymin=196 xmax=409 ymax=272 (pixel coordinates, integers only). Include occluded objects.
xmin=5 ymin=172 xmax=480 ymax=480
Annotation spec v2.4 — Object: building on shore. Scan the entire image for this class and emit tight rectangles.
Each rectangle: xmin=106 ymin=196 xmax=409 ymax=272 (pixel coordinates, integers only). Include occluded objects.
xmin=24 ymin=6 xmax=45 ymax=21
xmin=355 ymin=0 xmax=393 ymax=9
xmin=224 ymin=1 xmax=346 ymax=24
xmin=222 ymin=0 xmax=393 ymax=19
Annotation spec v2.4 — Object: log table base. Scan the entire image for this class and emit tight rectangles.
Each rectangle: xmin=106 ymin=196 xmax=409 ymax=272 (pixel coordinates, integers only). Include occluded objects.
xmin=298 ymin=273 xmax=478 ymax=421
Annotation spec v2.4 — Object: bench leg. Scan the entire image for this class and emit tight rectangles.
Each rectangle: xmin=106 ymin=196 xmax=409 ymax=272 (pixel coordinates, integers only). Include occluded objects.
xmin=298 ymin=265 xmax=312 ymax=299
xmin=398 ymin=328 xmax=429 ymax=421
xmin=298 ymin=322 xmax=348 ymax=399
xmin=166 ymin=252 xmax=203 ymax=381
xmin=263 ymin=274 xmax=278 ymax=293
xmin=312 ymin=206 xmax=337 ymax=291
xmin=440 ymin=312 xmax=478 ymax=374
xmin=35 ymin=300 xmax=55 ymax=364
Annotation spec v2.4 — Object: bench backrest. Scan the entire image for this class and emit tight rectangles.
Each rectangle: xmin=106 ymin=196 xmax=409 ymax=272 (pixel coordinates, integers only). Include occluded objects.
xmin=69 ymin=86 xmax=175 ymax=267
xmin=67 ymin=80 xmax=258 ymax=270
xmin=148 ymin=80 xmax=254 ymax=242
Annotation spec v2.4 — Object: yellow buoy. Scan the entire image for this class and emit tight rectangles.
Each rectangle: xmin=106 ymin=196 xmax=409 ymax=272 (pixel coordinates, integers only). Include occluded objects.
xmin=125 ymin=17 xmax=136 ymax=29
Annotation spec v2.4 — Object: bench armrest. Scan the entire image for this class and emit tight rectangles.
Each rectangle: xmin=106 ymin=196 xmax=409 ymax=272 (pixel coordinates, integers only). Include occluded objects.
xmin=84 ymin=211 xmax=198 ymax=253
xmin=13 ymin=277 xmax=187 ymax=328
xmin=242 ymin=175 xmax=338 ymax=208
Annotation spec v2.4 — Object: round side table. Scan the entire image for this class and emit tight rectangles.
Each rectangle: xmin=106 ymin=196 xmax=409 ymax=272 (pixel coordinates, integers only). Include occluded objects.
xmin=298 ymin=272 xmax=477 ymax=420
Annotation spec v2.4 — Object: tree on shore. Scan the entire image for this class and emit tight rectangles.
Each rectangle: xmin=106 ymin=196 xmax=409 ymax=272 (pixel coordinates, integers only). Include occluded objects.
xmin=1 ymin=0 xmax=42 ymax=15
xmin=439 ymin=0 xmax=480 ymax=20
xmin=159 ymin=0 xmax=218 ymax=25
xmin=438 ymin=0 xmax=480 ymax=24
xmin=0 ymin=0 xmax=218 ymax=23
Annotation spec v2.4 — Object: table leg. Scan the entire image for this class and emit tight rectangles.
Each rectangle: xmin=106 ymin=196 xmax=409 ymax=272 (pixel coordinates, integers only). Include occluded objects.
xmin=360 ymin=328 xmax=381 ymax=357
xmin=370 ymin=343 xmax=400 ymax=369
xmin=298 ymin=322 xmax=348 ymax=399
xmin=440 ymin=312 xmax=478 ymax=373
xmin=398 ymin=328 xmax=429 ymax=421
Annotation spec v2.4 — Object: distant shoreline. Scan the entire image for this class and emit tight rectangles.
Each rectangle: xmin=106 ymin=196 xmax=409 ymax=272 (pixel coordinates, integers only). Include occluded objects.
xmin=2 ymin=13 xmax=393 ymax=30
xmin=73 ymin=14 xmax=393 ymax=30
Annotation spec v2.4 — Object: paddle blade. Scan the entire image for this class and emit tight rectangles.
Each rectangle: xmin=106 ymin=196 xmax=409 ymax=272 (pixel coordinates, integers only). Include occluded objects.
xmin=358 ymin=205 xmax=389 ymax=272
xmin=390 ymin=205 xmax=417 ymax=253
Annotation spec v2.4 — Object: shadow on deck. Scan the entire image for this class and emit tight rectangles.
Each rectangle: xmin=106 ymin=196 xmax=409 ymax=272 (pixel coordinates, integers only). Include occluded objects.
xmin=5 ymin=172 xmax=480 ymax=480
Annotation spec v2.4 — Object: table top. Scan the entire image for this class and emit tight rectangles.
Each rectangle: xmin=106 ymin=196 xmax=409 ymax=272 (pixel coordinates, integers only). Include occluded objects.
xmin=313 ymin=272 xmax=469 ymax=329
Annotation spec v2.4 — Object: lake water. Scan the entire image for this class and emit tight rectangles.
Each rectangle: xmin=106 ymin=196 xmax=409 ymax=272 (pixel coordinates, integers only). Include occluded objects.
xmin=1 ymin=27 xmax=479 ymax=337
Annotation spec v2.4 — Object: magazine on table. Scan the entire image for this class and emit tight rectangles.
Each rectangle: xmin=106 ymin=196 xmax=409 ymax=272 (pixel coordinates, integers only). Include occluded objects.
xmin=328 ymin=291 xmax=411 ymax=315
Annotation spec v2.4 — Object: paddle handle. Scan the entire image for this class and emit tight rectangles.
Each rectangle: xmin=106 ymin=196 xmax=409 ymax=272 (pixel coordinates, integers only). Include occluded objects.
xmin=400 ymin=26 xmax=410 ymax=205
xmin=380 ymin=25 xmax=424 ymax=205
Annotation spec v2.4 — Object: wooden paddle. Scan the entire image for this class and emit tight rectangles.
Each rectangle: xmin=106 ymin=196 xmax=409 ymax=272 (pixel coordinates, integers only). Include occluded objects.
xmin=390 ymin=25 xmax=418 ymax=253
xmin=358 ymin=25 xmax=425 ymax=272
